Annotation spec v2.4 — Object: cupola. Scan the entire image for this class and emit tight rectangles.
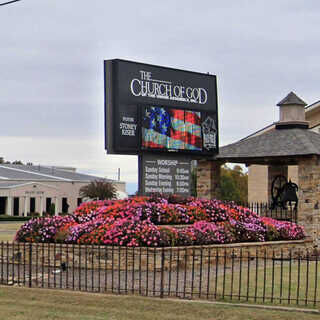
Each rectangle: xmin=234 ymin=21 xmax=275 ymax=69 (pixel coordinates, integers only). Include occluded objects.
xmin=275 ymin=91 xmax=308 ymax=129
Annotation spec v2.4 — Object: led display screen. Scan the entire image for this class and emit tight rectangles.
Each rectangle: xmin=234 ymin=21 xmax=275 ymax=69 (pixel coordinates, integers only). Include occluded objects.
xmin=141 ymin=105 xmax=217 ymax=154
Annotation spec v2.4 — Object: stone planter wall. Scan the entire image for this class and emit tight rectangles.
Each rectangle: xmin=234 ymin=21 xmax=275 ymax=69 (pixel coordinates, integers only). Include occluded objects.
xmin=2 ymin=239 xmax=315 ymax=272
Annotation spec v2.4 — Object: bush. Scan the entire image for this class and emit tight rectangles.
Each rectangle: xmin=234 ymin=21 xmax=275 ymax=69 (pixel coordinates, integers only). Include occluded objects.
xmin=49 ymin=204 xmax=55 ymax=216
xmin=186 ymin=221 xmax=228 ymax=245
xmin=15 ymin=216 xmax=75 ymax=243
xmin=158 ymin=226 xmax=180 ymax=246
xmin=230 ymin=219 xmax=266 ymax=242
xmin=15 ymin=196 xmax=306 ymax=246
xmin=261 ymin=217 xmax=305 ymax=241
xmin=0 ymin=215 xmax=31 ymax=222
xmin=79 ymin=180 xmax=117 ymax=200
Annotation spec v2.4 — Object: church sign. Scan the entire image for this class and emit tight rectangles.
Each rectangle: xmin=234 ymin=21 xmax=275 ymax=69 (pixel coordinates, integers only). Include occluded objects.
xmin=104 ymin=59 xmax=219 ymax=157
xmin=139 ymin=153 xmax=192 ymax=196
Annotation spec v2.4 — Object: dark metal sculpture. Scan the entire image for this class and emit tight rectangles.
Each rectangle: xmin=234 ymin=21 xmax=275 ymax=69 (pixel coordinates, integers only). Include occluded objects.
xmin=270 ymin=175 xmax=298 ymax=210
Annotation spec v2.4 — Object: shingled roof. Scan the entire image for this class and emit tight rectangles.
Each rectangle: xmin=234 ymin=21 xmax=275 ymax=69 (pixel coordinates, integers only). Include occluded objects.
xmin=215 ymin=128 xmax=320 ymax=164
xmin=277 ymin=91 xmax=307 ymax=106
xmin=0 ymin=164 xmax=113 ymax=182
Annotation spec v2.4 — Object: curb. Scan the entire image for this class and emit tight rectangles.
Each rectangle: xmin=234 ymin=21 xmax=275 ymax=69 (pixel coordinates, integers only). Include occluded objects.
xmin=166 ymin=298 xmax=319 ymax=314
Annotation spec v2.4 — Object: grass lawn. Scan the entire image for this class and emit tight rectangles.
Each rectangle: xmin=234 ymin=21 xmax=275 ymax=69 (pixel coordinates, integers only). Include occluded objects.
xmin=0 ymin=286 xmax=319 ymax=320
xmin=210 ymin=257 xmax=320 ymax=308
xmin=0 ymin=222 xmax=24 ymax=242
xmin=0 ymin=234 xmax=13 ymax=242
xmin=0 ymin=222 xmax=24 ymax=231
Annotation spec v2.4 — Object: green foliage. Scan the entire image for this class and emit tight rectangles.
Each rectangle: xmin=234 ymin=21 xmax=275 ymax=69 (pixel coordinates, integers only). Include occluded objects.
xmin=49 ymin=203 xmax=55 ymax=216
xmin=219 ymin=165 xmax=248 ymax=203
xmin=192 ymin=164 xmax=247 ymax=202
xmin=265 ymin=225 xmax=280 ymax=241
xmin=12 ymin=160 xmax=23 ymax=165
xmin=0 ymin=215 xmax=31 ymax=221
xmin=0 ymin=157 xmax=24 ymax=164
xmin=79 ymin=179 xmax=117 ymax=200
xmin=31 ymin=212 xmax=40 ymax=218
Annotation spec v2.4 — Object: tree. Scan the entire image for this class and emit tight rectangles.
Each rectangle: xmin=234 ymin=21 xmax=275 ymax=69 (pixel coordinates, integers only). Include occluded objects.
xmin=0 ymin=157 xmax=10 ymax=164
xmin=12 ymin=160 xmax=23 ymax=165
xmin=219 ymin=165 xmax=248 ymax=203
xmin=79 ymin=180 xmax=117 ymax=200
xmin=0 ymin=158 xmax=24 ymax=164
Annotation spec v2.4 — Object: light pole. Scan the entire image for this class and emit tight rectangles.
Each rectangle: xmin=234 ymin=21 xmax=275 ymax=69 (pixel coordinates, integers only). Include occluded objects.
xmin=0 ymin=0 xmax=22 ymax=6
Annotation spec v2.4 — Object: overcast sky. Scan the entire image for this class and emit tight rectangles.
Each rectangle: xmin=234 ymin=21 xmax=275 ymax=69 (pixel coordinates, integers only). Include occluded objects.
xmin=1 ymin=0 xmax=320 ymax=193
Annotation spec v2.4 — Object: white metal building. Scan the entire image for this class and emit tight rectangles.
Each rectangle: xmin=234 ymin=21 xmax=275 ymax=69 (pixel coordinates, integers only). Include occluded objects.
xmin=0 ymin=164 xmax=126 ymax=216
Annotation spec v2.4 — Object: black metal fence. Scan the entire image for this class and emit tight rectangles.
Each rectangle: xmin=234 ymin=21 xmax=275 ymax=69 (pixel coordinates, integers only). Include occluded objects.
xmin=0 ymin=242 xmax=319 ymax=308
xmin=237 ymin=202 xmax=298 ymax=223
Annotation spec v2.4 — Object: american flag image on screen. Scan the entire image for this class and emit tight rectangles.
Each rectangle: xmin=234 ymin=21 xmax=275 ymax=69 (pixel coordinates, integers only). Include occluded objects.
xmin=142 ymin=106 xmax=202 ymax=151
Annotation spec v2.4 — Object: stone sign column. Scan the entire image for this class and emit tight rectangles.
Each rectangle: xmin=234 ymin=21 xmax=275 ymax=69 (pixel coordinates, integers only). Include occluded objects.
xmin=298 ymin=156 xmax=320 ymax=245
xmin=197 ymin=160 xmax=223 ymax=199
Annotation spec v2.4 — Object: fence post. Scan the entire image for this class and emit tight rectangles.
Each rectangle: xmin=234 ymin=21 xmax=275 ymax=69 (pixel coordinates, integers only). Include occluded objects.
xmin=28 ymin=243 xmax=32 ymax=288
xmin=160 ymin=247 xmax=165 ymax=298
xmin=0 ymin=242 xmax=3 ymax=284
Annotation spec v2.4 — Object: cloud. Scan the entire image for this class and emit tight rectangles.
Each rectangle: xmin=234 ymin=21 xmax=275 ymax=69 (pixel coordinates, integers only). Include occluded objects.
xmin=0 ymin=136 xmax=138 ymax=183
xmin=1 ymin=0 xmax=320 ymax=184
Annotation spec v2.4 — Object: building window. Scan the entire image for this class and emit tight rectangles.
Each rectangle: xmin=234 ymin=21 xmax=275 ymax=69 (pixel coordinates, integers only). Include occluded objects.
xmin=0 ymin=197 xmax=6 ymax=215
xmin=46 ymin=198 xmax=52 ymax=213
xmin=30 ymin=197 xmax=36 ymax=214
xmin=62 ymin=197 xmax=69 ymax=213
xmin=13 ymin=197 xmax=19 ymax=216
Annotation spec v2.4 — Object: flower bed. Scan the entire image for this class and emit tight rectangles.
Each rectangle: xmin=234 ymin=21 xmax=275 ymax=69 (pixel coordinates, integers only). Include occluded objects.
xmin=15 ymin=195 xmax=306 ymax=247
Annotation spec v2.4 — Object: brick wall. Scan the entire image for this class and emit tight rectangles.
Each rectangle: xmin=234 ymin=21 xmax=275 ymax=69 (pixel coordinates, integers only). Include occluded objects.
xmin=298 ymin=156 xmax=320 ymax=245
xmin=197 ymin=161 xmax=222 ymax=199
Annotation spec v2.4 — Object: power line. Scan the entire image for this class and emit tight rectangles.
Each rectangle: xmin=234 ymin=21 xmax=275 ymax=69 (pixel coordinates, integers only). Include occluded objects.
xmin=0 ymin=0 xmax=22 ymax=6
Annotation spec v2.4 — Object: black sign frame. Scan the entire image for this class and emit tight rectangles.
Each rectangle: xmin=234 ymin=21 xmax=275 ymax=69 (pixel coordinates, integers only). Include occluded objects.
xmin=104 ymin=59 xmax=219 ymax=157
